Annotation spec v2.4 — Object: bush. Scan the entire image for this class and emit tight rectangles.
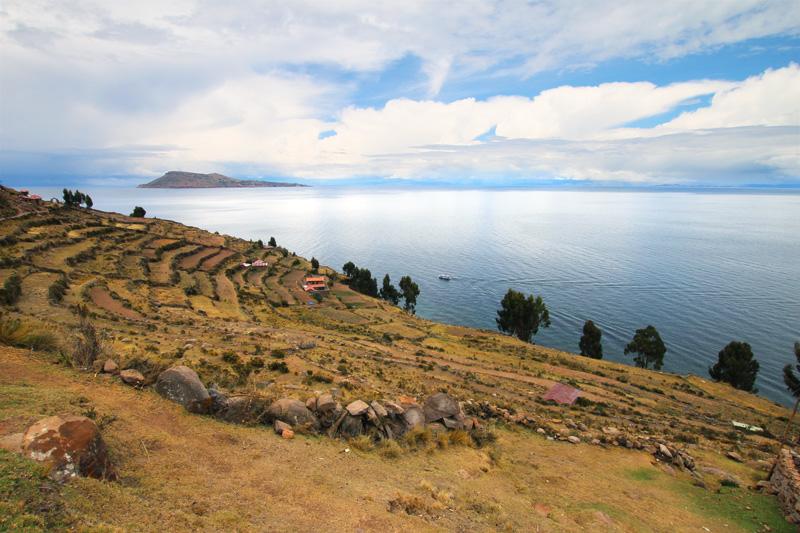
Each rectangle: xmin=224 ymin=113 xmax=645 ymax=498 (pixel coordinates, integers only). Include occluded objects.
xmin=0 ymin=314 xmax=59 ymax=352
xmin=71 ymin=306 xmax=105 ymax=369
xmin=48 ymin=277 xmax=69 ymax=303
xmin=378 ymin=439 xmax=403 ymax=459
xmin=0 ymin=273 xmax=22 ymax=306
xmin=268 ymin=361 xmax=289 ymax=373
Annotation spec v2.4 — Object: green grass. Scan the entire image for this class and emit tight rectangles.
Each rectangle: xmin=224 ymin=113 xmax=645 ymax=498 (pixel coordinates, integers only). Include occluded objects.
xmin=676 ymin=482 xmax=792 ymax=532
xmin=624 ymin=467 xmax=659 ymax=482
xmin=0 ymin=450 xmax=70 ymax=531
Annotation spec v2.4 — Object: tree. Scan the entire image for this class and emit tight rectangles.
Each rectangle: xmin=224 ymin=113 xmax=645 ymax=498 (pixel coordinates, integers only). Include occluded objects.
xmin=268 ymin=236 xmax=277 ymax=247
xmin=579 ymin=320 xmax=603 ymax=359
xmin=84 ymin=195 xmax=93 ymax=209
xmin=130 ymin=206 xmax=146 ymax=218
xmin=709 ymin=341 xmax=759 ymax=392
xmin=310 ymin=257 xmax=319 ymax=273
xmin=256 ymin=239 xmax=264 ymax=249
xmin=342 ymin=261 xmax=356 ymax=278
xmin=783 ymin=342 xmax=800 ymax=398
xmin=399 ymin=276 xmax=420 ymax=314
xmin=379 ymin=274 xmax=400 ymax=305
xmin=624 ymin=325 xmax=666 ymax=370
xmin=495 ymin=288 xmax=550 ymax=343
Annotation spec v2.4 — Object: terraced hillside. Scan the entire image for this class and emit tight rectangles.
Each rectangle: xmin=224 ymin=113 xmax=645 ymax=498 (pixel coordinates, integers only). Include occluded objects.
xmin=0 ymin=186 xmax=797 ymax=531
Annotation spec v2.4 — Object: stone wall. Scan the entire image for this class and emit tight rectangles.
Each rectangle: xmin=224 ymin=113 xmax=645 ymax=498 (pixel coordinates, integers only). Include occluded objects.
xmin=769 ymin=448 xmax=800 ymax=524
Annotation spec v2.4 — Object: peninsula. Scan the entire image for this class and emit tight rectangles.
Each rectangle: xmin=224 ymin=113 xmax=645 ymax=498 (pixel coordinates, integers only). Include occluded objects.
xmin=138 ymin=170 xmax=306 ymax=188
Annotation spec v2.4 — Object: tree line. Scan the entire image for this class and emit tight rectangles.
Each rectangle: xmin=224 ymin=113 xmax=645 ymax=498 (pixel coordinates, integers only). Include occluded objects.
xmin=496 ymin=287 xmax=798 ymax=397
xmin=62 ymin=189 xmax=93 ymax=209
xmin=342 ymin=261 xmax=420 ymax=313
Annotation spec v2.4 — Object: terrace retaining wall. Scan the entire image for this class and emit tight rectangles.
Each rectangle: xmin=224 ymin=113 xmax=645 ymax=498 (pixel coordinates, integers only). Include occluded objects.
xmin=769 ymin=448 xmax=800 ymax=524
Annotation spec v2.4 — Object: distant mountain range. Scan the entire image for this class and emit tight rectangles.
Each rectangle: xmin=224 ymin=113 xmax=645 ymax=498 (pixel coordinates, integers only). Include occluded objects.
xmin=138 ymin=171 xmax=307 ymax=189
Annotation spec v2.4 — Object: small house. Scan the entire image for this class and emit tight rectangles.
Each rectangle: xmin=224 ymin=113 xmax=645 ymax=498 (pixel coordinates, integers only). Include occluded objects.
xmin=302 ymin=275 xmax=328 ymax=292
xmin=252 ymin=259 xmax=269 ymax=267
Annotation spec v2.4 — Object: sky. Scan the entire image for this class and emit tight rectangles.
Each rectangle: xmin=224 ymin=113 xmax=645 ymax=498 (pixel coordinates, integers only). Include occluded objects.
xmin=0 ymin=1 xmax=799 ymax=187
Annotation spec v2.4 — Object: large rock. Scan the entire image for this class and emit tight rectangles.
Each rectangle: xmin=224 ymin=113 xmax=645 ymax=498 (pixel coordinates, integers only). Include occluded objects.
xmin=315 ymin=393 xmax=338 ymax=413
xmin=345 ymin=400 xmax=370 ymax=416
xmin=119 ymin=369 xmax=145 ymax=387
xmin=402 ymin=405 xmax=426 ymax=429
xmin=214 ymin=396 xmax=267 ymax=425
xmin=338 ymin=414 xmax=364 ymax=438
xmin=370 ymin=400 xmax=388 ymax=419
xmin=423 ymin=392 xmax=461 ymax=422
xmin=267 ymin=398 xmax=318 ymax=429
xmin=102 ymin=359 xmax=119 ymax=374
xmin=21 ymin=415 xmax=115 ymax=481
xmin=155 ymin=366 xmax=212 ymax=414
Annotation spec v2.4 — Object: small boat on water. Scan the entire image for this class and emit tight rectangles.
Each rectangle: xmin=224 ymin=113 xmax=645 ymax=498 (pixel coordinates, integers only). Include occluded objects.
xmin=438 ymin=274 xmax=452 ymax=281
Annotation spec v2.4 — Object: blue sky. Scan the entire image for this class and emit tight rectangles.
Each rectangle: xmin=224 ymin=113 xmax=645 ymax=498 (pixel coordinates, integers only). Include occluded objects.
xmin=0 ymin=1 xmax=798 ymax=187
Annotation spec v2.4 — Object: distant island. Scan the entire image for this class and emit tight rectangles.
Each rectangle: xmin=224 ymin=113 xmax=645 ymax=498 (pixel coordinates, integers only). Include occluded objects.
xmin=138 ymin=171 xmax=307 ymax=189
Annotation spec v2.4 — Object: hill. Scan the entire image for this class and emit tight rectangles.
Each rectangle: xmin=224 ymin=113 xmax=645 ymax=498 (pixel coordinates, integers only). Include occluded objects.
xmin=0 ymin=186 xmax=796 ymax=531
xmin=138 ymin=171 xmax=306 ymax=188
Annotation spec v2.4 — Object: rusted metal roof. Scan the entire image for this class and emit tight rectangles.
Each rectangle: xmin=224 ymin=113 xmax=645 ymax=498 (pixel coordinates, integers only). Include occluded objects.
xmin=542 ymin=383 xmax=582 ymax=405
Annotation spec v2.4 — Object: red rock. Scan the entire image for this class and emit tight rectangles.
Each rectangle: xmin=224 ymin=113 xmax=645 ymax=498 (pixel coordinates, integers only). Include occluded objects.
xmin=281 ymin=428 xmax=295 ymax=439
xmin=21 ymin=415 xmax=115 ymax=481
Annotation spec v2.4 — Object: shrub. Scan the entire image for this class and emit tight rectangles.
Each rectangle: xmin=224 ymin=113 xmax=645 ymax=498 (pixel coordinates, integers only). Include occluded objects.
xmin=270 ymin=349 xmax=286 ymax=359
xmin=0 ymin=273 xmax=22 ymax=306
xmin=0 ymin=314 xmax=58 ymax=352
xmin=268 ymin=361 xmax=289 ymax=373
xmin=71 ymin=305 xmax=105 ymax=369
xmin=221 ymin=351 xmax=241 ymax=364
xmin=348 ymin=435 xmax=374 ymax=452
xmin=378 ymin=439 xmax=403 ymax=459
xmin=48 ymin=277 xmax=69 ymax=303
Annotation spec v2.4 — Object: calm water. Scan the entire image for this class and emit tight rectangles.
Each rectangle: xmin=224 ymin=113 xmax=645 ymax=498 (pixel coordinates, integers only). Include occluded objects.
xmin=31 ymin=187 xmax=800 ymax=405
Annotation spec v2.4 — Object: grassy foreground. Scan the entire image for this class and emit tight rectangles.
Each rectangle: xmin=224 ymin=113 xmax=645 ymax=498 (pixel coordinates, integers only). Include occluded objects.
xmin=0 ymin=187 xmax=796 ymax=531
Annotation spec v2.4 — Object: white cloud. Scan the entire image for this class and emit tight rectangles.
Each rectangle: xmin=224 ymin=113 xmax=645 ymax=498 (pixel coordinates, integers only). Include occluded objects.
xmin=0 ymin=1 xmax=798 ymax=184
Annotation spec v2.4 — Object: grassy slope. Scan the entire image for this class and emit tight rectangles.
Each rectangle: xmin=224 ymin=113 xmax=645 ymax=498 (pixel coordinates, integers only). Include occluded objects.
xmin=0 ymin=187 xmax=795 ymax=531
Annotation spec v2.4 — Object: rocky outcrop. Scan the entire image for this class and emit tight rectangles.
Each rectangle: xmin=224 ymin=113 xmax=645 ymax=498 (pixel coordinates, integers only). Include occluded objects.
xmin=155 ymin=366 xmax=212 ymax=414
xmin=21 ymin=415 xmax=115 ymax=481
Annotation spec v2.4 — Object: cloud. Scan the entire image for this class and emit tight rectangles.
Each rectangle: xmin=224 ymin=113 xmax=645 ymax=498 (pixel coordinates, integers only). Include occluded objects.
xmin=0 ymin=2 xmax=798 ymax=185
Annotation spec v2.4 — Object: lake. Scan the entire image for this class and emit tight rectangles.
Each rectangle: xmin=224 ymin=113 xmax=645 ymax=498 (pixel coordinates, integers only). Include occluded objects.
xmin=30 ymin=186 xmax=800 ymax=405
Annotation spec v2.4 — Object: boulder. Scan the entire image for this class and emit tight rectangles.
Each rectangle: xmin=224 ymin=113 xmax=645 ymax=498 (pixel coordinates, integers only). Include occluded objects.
xmin=338 ymin=414 xmax=364 ymax=438
xmin=402 ymin=405 xmax=425 ymax=429
xmin=305 ymin=397 xmax=317 ymax=411
xmin=155 ymin=366 xmax=211 ymax=414
xmin=267 ymin=398 xmax=318 ymax=429
xmin=315 ymin=394 xmax=338 ymax=413
xmin=657 ymin=444 xmax=673 ymax=460
xmin=383 ymin=401 xmax=405 ymax=415
xmin=442 ymin=417 xmax=464 ymax=430
xmin=281 ymin=428 xmax=295 ymax=440
xmin=423 ymin=393 xmax=460 ymax=422
xmin=214 ymin=396 xmax=266 ymax=425
xmin=370 ymin=400 xmax=388 ymax=419
xmin=567 ymin=436 xmax=581 ymax=444
xmin=299 ymin=341 xmax=316 ymax=350
xmin=345 ymin=400 xmax=370 ymax=416
xmin=21 ymin=415 xmax=115 ymax=481
xmin=726 ymin=451 xmax=744 ymax=463
xmin=119 ymin=369 xmax=145 ymax=387
xmin=102 ymin=359 xmax=119 ymax=374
